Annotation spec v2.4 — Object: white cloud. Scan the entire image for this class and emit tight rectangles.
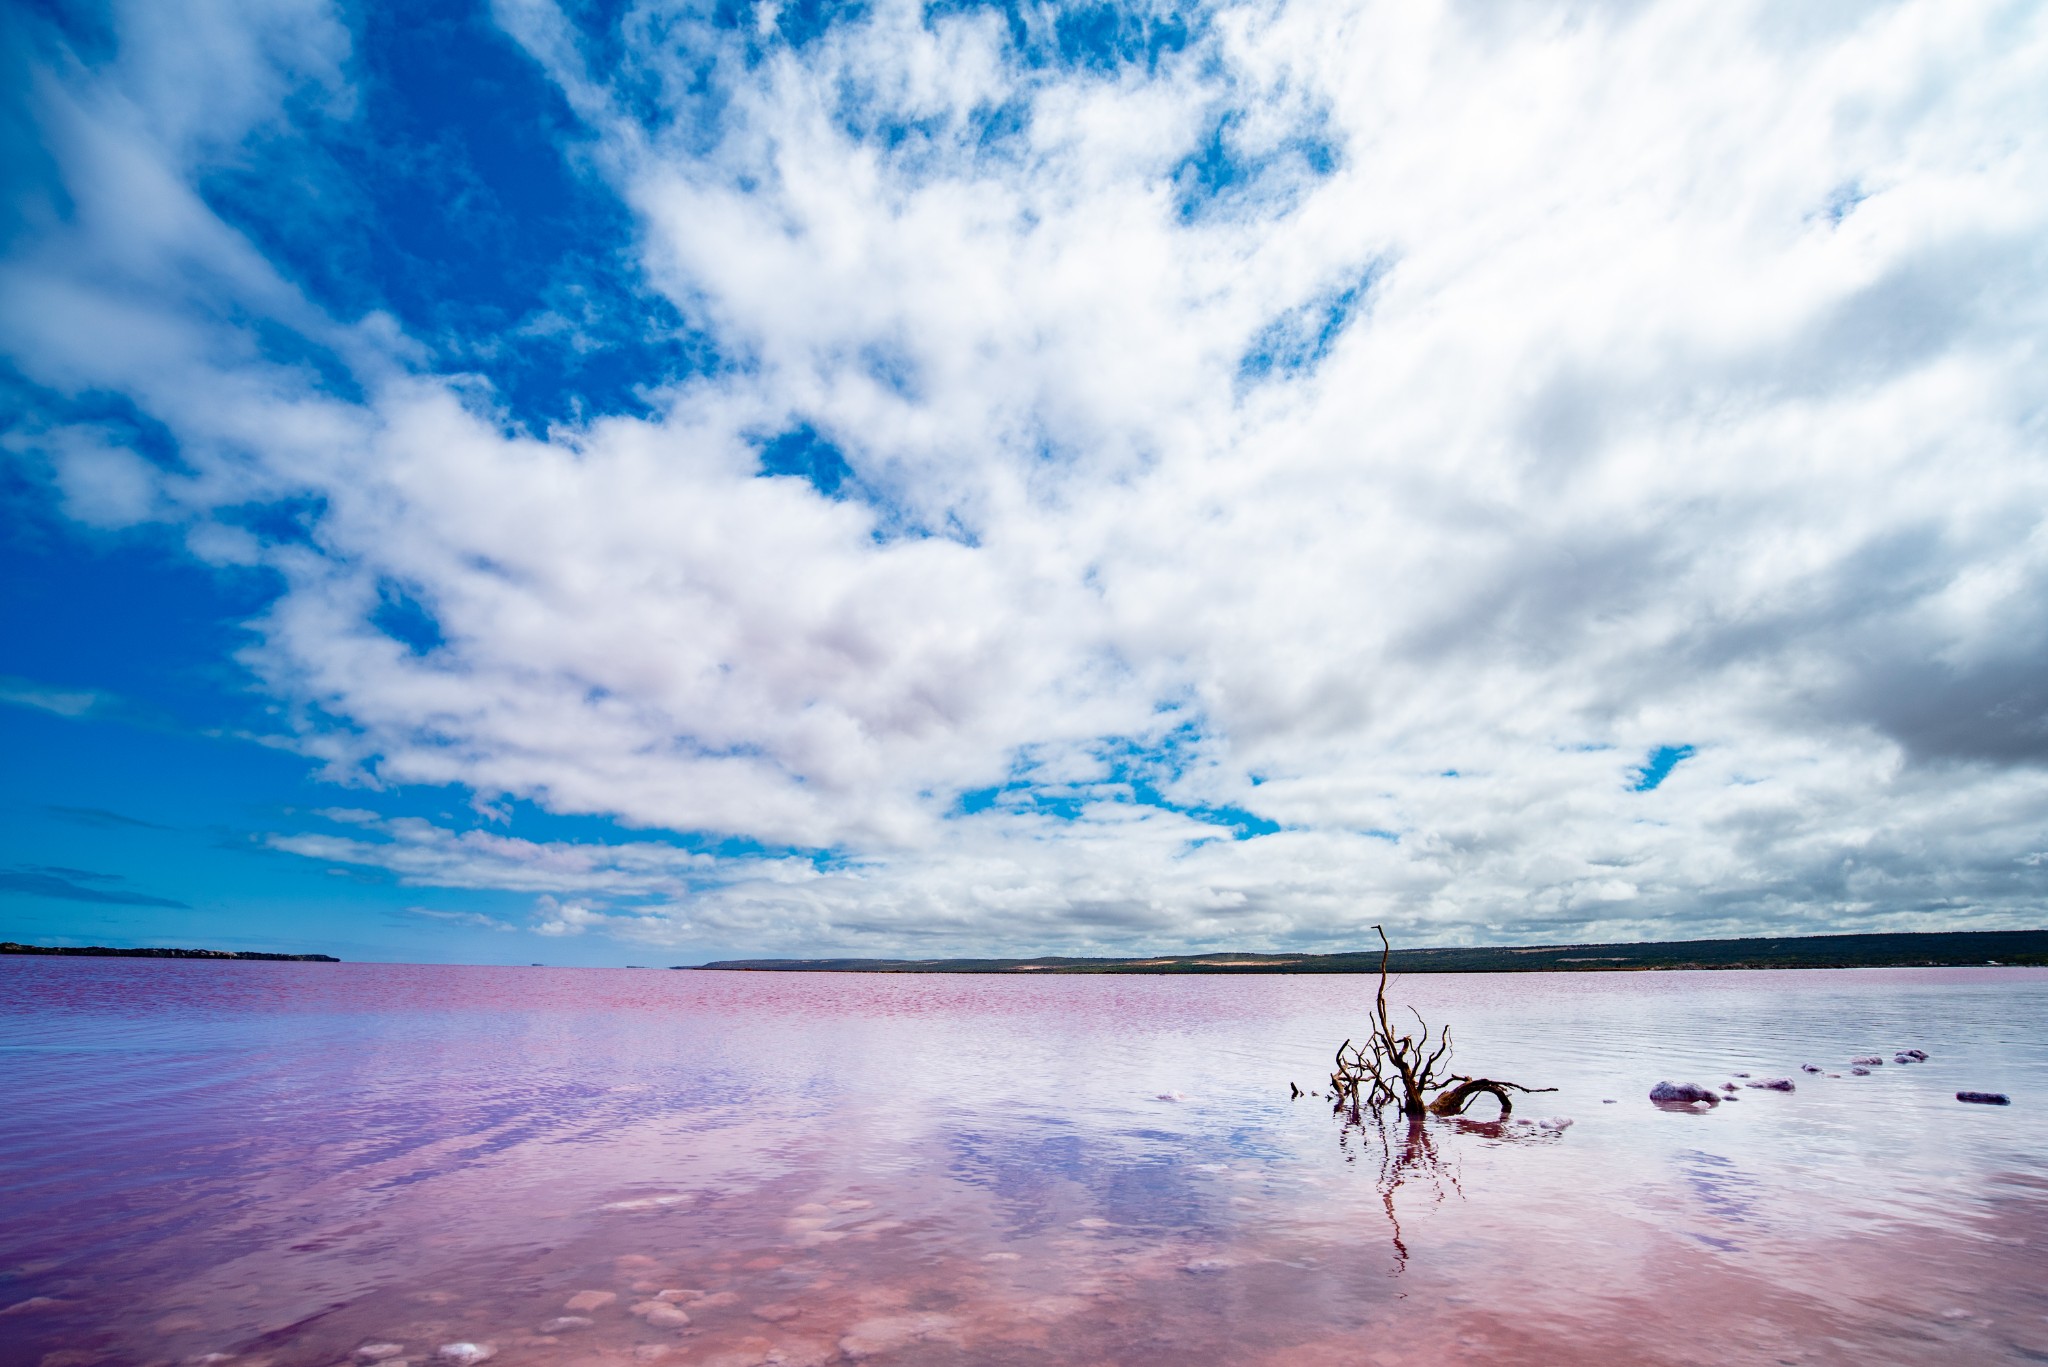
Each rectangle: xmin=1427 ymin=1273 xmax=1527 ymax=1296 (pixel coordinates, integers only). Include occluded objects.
xmin=404 ymin=906 xmax=519 ymax=933
xmin=531 ymin=896 xmax=604 ymax=937
xmin=4 ymin=0 xmax=2047 ymax=953
xmin=267 ymin=813 xmax=720 ymax=896
xmin=35 ymin=426 xmax=171 ymax=527
xmin=0 ymin=676 xmax=116 ymax=719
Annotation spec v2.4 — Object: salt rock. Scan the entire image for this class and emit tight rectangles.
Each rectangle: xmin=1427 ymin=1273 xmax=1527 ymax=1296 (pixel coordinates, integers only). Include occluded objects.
xmin=1746 ymin=1078 xmax=1795 ymax=1092
xmin=1649 ymin=1081 xmax=1719 ymax=1107
xmin=1901 ymin=1049 xmax=1929 ymax=1062
xmin=1602 ymin=1099 xmax=1617 ymax=1104
xmin=1800 ymin=1064 xmax=1822 ymax=1073
xmin=695 ymin=1341 xmax=772 ymax=1367
xmin=693 ymin=1291 xmax=741 ymax=1310
xmin=1720 ymin=1083 xmax=1739 ymax=1093
xmin=1851 ymin=1056 xmax=1884 ymax=1066
xmin=602 ymin=1195 xmax=692 ymax=1212
xmin=632 ymin=1348 xmax=674 ymax=1363
xmin=563 ymin=1291 xmax=616 ymax=1313
xmin=763 ymin=1338 xmax=839 ymax=1367
xmin=357 ymin=1346 xmax=407 ymax=1363
xmin=753 ymin=1304 xmax=802 ymax=1323
xmin=1957 ymin=1092 xmax=2011 ymax=1106
xmin=1020 ymin=1294 xmax=1092 ymax=1321
xmin=631 ymin=1301 xmax=692 ymax=1328
xmin=1156 ymin=1092 xmax=1186 ymax=1102
xmin=655 ymin=1289 xmax=705 ymax=1303
xmin=838 ymin=1313 xmax=956 ymax=1361
xmin=1732 ymin=1072 xmax=1750 ymax=1079
xmin=536 ymin=1317 xmax=592 ymax=1333
xmin=436 ymin=1345 xmax=494 ymax=1365
xmin=792 ymin=1229 xmax=845 ymax=1248
xmin=1537 ymin=1117 xmax=1572 ymax=1131
xmin=1851 ymin=1066 xmax=1871 ymax=1076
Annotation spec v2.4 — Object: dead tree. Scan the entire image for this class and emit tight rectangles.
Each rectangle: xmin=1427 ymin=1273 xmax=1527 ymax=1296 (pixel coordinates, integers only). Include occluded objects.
xmin=1328 ymin=926 xmax=1554 ymax=1120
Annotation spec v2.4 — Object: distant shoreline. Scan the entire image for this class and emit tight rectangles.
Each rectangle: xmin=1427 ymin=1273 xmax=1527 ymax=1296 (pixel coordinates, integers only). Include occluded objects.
xmin=689 ymin=928 xmax=2048 ymax=975
xmin=1 ymin=942 xmax=340 ymax=963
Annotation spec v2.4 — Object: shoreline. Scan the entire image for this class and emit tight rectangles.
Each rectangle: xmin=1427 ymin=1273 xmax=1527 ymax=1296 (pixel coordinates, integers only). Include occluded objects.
xmin=0 ymin=942 xmax=340 ymax=962
xmin=7 ymin=929 xmax=2043 ymax=974
xmin=690 ymin=928 xmax=2048 ymax=975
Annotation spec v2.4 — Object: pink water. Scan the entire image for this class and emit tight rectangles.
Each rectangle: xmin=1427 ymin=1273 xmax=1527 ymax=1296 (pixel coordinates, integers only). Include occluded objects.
xmin=2 ymin=960 xmax=2044 ymax=1367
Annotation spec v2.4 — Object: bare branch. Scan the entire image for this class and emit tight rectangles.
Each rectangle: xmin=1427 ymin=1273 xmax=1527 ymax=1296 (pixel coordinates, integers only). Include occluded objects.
xmin=1327 ymin=928 xmax=1551 ymax=1119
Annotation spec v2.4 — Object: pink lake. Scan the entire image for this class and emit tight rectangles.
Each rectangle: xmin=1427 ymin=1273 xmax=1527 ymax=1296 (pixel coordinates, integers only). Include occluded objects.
xmin=1 ymin=959 xmax=2044 ymax=1366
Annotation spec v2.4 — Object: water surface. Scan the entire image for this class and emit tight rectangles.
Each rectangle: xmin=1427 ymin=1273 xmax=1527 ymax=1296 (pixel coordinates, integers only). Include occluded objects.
xmin=2 ymin=960 xmax=2044 ymax=1366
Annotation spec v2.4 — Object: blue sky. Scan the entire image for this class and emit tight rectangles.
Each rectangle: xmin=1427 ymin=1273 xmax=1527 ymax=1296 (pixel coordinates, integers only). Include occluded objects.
xmin=3 ymin=0 xmax=2046 ymax=964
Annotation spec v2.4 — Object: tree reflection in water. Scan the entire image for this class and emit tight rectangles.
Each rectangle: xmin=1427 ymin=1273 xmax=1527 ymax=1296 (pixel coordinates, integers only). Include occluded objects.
xmin=1336 ymin=1110 xmax=1461 ymax=1272
xmin=1335 ymin=1105 xmax=1567 ymax=1274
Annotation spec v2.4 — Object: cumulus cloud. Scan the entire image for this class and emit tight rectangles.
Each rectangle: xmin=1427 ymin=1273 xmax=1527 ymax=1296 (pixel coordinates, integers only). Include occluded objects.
xmin=531 ymin=896 xmax=614 ymax=937
xmin=4 ymin=0 xmax=2047 ymax=953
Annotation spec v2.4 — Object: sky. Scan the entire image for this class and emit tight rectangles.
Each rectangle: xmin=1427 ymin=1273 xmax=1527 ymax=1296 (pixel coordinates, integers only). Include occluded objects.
xmin=1 ymin=0 xmax=2045 ymax=966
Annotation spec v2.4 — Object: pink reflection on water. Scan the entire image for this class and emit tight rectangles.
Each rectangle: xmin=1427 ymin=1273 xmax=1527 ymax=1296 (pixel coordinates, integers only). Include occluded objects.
xmin=1 ymin=959 xmax=2045 ymax=1365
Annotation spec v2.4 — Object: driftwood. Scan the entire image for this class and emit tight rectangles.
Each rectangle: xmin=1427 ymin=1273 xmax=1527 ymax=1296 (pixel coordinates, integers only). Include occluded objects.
xmin=1327 ymin=926 xmax=1555 ymax=1120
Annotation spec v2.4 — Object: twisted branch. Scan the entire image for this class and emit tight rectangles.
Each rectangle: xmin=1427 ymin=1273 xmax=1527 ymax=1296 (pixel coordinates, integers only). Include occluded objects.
xmin=1325 ymin=925 xmax=1555 ymax=1119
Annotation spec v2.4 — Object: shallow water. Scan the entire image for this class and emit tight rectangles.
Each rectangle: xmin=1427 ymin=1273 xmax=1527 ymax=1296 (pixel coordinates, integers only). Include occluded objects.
xmin=2 ymin=960 xmax=2044 ymax=1367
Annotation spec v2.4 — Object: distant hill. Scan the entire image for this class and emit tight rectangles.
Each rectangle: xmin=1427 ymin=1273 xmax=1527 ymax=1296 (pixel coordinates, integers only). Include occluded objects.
xmin=690 ymin=928 xmax=2048 ymax=974
xmin=1 ymin=942 xmax=340 ymax=962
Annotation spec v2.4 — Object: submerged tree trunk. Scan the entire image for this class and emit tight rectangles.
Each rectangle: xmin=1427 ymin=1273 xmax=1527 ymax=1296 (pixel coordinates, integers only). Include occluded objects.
xmin=1426 ymin=1078 xmax=1526 ymax=1117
